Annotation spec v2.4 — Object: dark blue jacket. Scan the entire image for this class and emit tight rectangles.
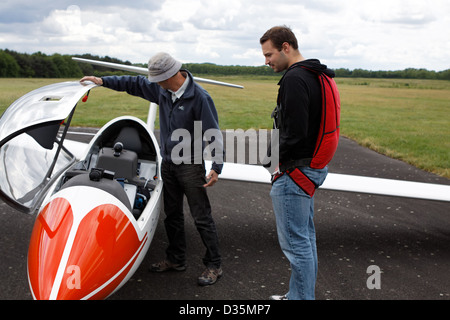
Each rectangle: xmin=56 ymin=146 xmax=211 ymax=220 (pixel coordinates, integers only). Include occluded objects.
xmin=102 ymin=70 xmax=223 ymax=174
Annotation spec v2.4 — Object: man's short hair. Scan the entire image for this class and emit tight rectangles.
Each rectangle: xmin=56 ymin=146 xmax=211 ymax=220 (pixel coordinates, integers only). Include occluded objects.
xmin=260 ymin=25 xmax=299 ymax=51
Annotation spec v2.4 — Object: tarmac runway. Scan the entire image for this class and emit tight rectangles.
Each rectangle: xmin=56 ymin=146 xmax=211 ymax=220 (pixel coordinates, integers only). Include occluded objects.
xmin=1 ymin=130 xmax=449 ymax=301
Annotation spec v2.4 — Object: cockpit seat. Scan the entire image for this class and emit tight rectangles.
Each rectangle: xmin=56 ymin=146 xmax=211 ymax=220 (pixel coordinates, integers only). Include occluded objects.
xmin=96 ymin=127 xmax=142 ymax=181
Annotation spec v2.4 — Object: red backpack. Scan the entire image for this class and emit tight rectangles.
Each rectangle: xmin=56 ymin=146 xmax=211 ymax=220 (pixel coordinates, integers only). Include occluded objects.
xmin=272 ymin=66 xmax=340 ymax=197
xmin=302 ymin=66 xmax=341 ymax=169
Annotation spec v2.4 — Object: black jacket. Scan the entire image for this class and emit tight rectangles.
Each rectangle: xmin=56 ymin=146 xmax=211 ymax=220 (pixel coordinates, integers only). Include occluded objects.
xmin=274 ymin=59 xmax=335 ymax=165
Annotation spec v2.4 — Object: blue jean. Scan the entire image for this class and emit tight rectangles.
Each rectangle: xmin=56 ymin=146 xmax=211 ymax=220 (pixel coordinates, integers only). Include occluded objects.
xmin=270 ymin=166 xmax=328 ymax=300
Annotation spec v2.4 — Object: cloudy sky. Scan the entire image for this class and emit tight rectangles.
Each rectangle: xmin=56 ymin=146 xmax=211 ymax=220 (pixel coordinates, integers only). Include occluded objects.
xmin=0 ymin=0 xmax=449 ymax=71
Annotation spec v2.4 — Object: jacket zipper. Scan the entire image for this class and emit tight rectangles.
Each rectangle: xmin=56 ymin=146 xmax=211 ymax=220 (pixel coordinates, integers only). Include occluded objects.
xmin=165 ymin=98 xmax=182 ymax=158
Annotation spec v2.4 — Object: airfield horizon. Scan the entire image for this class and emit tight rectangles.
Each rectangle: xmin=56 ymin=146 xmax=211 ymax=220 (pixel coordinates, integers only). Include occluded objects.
xmin=0 ymin=77 xmax=448 ymax=178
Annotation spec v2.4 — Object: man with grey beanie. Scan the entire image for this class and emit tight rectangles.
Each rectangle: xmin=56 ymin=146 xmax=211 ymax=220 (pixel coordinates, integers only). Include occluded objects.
xmin=80 ymin=52 xmax=223 ymax=286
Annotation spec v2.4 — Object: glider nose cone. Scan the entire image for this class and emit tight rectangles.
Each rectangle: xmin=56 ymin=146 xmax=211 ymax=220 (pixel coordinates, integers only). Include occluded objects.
xmin=27 ymin=198 xmax=73 ymax=300
xmin=28 ymin=196 xmax=146 ymax=300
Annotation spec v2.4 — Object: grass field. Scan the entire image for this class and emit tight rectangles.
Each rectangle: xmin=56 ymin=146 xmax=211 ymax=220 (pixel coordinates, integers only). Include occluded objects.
xmin=0 ymin=77 xmax=449 ymax=178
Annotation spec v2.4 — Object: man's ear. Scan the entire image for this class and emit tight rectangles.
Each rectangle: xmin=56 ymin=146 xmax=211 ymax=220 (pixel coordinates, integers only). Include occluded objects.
xmin=281 ymin=42 xmax=290 ymax=53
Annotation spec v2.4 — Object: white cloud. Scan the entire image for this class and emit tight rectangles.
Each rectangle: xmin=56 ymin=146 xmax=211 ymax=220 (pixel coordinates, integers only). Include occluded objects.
xmin=359 ymin=0 xmax=437 ymax=26
xmin=0 ymin=0 xmax=448 ymax=71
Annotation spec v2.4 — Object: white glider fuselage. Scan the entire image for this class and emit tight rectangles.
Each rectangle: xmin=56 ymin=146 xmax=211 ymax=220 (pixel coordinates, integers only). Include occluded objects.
xmin=0 ymin=82 xmax=162 ymax=299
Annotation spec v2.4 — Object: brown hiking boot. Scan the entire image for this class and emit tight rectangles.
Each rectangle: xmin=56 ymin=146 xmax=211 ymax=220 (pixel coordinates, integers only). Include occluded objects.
xmin=149 ymin=259 xmax=186 ymax=272
xmin=197 ymin=266 xmax=223 ymax=286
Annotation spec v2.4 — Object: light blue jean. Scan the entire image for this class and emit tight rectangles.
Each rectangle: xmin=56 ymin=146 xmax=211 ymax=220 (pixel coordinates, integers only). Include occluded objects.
xmin=270 ymin=166 xmax=328 ymax=300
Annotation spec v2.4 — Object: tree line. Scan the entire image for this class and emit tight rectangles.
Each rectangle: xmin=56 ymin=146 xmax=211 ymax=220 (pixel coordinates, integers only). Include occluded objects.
xmin=1 ymin=49 xmax=449 ymax=80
